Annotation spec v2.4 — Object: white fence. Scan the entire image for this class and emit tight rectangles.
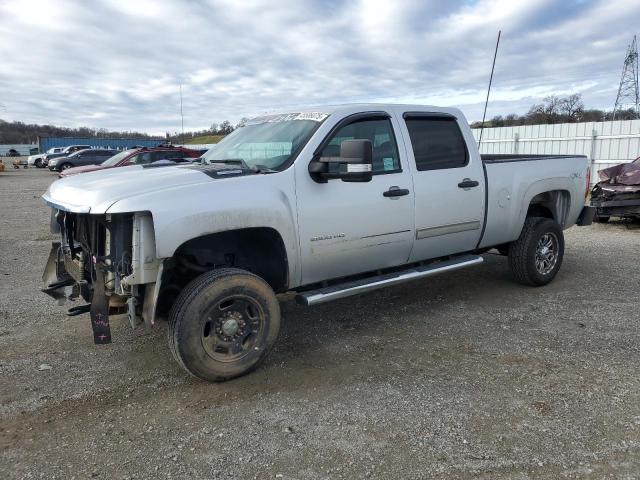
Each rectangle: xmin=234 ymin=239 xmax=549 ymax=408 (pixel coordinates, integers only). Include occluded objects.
xmin=472 ymin=120 xmax=640 ymax=185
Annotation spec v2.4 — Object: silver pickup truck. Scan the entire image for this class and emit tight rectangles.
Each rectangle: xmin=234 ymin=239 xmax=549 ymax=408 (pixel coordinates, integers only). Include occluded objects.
xmin=42 ymin=104 xmax=594 ymax=382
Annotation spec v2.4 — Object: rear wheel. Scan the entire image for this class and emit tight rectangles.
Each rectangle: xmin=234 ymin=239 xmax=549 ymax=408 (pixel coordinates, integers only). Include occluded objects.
xmin=168 ymin=268 xmax=281 ymax=382
xmin=35 ymin=158 xmax=43 ymax=168
xmin=508 ymin=217 xmax=564 ymax=286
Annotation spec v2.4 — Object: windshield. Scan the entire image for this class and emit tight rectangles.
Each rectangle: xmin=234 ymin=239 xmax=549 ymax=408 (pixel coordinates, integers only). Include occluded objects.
xmin=102 ymin=150 xmax=135 ymax=167
xmin=202 ymin=112 xmax=328 ymax=170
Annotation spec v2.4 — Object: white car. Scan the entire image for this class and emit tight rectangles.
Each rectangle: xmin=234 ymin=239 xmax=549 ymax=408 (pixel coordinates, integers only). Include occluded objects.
xmin=28 ymin=148 xmax=63 ymax=168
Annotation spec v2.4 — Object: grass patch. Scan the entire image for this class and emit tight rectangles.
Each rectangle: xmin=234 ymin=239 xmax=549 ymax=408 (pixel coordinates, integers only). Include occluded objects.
xmin=183 ymin=135 xmax=224 ymax=145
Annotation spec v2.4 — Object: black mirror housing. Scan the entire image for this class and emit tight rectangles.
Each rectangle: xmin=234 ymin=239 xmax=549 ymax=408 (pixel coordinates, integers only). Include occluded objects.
xmin=309 ymin=139 xmax=373 ymax=183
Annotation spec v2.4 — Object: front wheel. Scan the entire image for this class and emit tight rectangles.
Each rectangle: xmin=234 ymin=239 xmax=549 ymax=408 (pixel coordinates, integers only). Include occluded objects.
xmin=168 ymin=268 xmax=281 ymax=382
xmin=59 ymin=162 xmax=72 ymax=171
xmin=508 ymin=217 xmax=564 ymax=286
xmin=35 ymin=158 xmax=43 ymax=168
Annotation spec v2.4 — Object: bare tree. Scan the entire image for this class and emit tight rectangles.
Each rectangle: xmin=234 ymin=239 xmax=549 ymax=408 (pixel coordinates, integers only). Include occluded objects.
xmin=559 ymin=94 xmax=584 ymax=120
xmin=218 ymin=121 xmax=234 ymax=135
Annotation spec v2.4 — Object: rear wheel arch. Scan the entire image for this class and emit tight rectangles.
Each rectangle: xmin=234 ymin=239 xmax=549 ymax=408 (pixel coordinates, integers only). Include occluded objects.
xmin=526 ymin=189 xmax=571 ymax=226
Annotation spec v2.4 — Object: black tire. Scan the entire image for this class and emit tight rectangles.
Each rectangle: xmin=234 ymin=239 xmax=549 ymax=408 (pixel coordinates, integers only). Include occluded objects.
xmin=59 ymin=163 xmax=72 ymax=171
xmin=168 ymin=268 xmax=280 ymax=382
xmin=35 ymin=158 xmax=43 ymax=168
xmin=508 ymin=217 xmax=564 ymax=286
xmin=594 ymin=214 xmax=610 ymax=223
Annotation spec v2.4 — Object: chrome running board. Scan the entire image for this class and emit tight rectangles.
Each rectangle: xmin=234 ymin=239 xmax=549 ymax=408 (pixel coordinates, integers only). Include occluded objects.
xmin=296 ymin=254 xmax=483 ymax=306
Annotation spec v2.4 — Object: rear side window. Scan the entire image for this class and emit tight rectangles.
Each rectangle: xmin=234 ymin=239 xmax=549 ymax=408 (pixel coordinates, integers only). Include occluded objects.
xmin=405 ymin=117 xmax=467 ymax=171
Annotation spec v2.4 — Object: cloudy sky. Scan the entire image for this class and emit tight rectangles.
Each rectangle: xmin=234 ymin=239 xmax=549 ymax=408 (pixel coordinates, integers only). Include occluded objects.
xmin=0 ymin=0 xmax=638 ymax=134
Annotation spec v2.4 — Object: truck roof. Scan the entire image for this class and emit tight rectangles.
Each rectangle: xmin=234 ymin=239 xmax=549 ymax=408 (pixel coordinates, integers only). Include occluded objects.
xmin=261 ymin=103 xmax=464 ymax=119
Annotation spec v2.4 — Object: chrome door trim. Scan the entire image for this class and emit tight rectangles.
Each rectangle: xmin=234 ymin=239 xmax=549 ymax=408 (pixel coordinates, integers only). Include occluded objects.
xmin=416 ymin=220 xmax=481 ymax=240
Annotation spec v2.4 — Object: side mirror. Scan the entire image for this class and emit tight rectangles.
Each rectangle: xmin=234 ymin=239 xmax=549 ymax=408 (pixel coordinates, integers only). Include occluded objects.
xmin=309 ymin=139 xmax=373 ymax=183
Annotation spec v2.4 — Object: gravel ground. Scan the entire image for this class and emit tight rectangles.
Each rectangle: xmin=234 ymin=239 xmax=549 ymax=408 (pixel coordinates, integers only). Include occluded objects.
xmin=1 ymin=166 xmax=639 ymax=479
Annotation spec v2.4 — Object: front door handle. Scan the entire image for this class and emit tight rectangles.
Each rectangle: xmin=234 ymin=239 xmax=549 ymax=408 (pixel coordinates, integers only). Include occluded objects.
xmin=383 ymin=186 xmax=410 ymax=198
xmin=458 ymin=178 xmax=479 ymax=189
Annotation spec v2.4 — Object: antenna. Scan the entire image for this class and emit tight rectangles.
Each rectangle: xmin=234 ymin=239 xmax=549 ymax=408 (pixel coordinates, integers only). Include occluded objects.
xmin=478 ymin=30 xmax=501 ymax=148
xmin=613 ymin=35 xmax=639 ymax=120
xmin=179 ymin=83 xmax=185 ymax=145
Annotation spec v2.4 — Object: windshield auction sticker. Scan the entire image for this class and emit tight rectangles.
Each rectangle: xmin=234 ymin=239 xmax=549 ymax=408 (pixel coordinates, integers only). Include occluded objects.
xmin=245 ymin=112 xmax=329 ymax=125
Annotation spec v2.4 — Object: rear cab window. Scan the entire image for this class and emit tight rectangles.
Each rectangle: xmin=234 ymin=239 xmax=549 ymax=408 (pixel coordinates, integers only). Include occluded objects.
xmin=403 ymin=115 xmax=468 ymax=171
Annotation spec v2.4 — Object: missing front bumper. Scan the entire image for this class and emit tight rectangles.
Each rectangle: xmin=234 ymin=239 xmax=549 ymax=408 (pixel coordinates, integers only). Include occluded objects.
xmin=42 ymin=242 xmax=112 ymax=344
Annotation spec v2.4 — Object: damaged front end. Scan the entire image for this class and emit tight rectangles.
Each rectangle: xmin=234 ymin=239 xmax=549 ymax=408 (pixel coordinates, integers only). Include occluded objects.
xmin=590 ymin=158 xmax=640 ymax=220
xmin=42 ymin=209 xmax=159 ymax=344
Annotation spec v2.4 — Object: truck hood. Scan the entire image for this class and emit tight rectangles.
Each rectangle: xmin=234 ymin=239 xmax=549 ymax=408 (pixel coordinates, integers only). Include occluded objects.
xmin=42 ymin=163 xmax=252 ymax=213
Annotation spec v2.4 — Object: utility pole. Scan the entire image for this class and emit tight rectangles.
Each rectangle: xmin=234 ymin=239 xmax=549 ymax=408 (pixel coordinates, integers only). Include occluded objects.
xmin=613 ymin=35 xmax=639 ymax=120
xmin=180 ymin=84 xmax=185 ymax=145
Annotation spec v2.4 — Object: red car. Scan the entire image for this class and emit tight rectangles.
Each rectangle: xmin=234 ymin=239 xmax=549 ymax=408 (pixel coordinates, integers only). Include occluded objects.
xmin=59 ymin=146 xmax=202 ymax=177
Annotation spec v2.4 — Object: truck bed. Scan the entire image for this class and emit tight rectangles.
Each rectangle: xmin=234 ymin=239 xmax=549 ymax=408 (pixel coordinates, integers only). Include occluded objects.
xmin=478 ymin=153 xmax=589 ymax=249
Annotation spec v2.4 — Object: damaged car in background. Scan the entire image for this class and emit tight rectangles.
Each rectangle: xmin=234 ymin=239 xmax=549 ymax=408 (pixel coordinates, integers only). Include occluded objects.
xmin=591 ymin=156 xmax=640 ymax=222
xmin=41 ymin=104 xmax=594 ymax=382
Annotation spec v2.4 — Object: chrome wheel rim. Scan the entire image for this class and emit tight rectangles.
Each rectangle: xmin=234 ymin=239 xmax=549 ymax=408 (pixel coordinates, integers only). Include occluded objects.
xmin=535 ymin=232 xmax=559 ymax=275
xmin=201 ymin=295 xmax=264 ymax=363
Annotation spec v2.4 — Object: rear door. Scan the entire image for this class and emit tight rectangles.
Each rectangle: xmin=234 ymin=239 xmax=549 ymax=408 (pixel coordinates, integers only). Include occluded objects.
xmin=295 ymin=112 xmax=415 ymax=285
xmin=398 ymin=112 xmax=485 ymax=262
xmin=94 ymin=150 xmax=113 ymax=164
xmin=84 ymin=150 xmax=102 ymax=165
xmin=75 ymin=151 xmax=95 ymax=166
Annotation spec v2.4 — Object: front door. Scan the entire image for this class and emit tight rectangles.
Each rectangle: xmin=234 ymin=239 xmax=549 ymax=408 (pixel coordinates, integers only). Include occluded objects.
xmin=296 ymin=113 xmax=415 ymax=286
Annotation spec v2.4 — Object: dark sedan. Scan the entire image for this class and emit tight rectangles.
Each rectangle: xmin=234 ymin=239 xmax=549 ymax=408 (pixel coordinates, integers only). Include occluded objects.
xmin=48 ymin=149 xmax=118 ymax=172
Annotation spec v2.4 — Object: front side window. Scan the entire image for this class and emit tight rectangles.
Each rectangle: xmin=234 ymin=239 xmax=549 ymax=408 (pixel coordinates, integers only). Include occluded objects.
xmin=320 ymin=118 xmax=400 ymax=174
xmin=405 ymin=117 xmax=467 ymax=171
xmin=202 ymin=112 xmax=327 ymax=170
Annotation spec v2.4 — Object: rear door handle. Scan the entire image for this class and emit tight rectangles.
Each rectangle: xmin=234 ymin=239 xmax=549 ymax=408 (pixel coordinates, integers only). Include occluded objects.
xmin=458 ymin=178 xmax=479 ymax=189
xmin=383 ymin=186 xmax=410 ymax=198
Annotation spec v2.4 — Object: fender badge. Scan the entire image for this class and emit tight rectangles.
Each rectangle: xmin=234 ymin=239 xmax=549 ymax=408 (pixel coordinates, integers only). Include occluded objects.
xmin=310 ymin=233 xmax=346 ymax=242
